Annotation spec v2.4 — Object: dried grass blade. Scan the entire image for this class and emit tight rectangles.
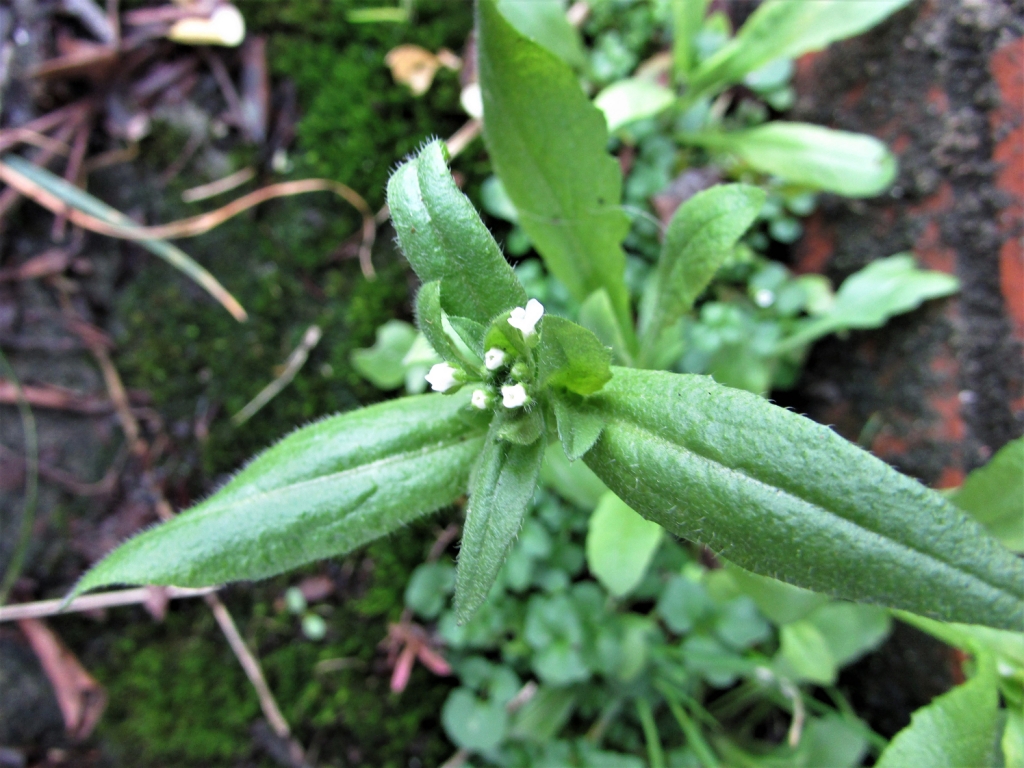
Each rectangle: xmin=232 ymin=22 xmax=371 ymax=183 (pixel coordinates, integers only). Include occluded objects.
xmin=0 ymin=154 xmax=247 ymax=321
xmin=1 ymin=155 xmax=378 ymax=279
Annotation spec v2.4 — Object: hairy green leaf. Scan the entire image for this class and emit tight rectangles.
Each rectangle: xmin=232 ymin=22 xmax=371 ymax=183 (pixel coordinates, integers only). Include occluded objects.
xmin=595 ymin=78 xmax=676 ymax=133
xmin=639 ymin=183 xmax=764 ymax=356
xmin=496 ymin=0 xmax=585 ymax=68
xmin=688 ymin=0 xmax=914 ymax=97
xmin=686 ymin=123 xmax=896 ymax=197
xmin=586 ymin=492 xmax=663 ymax=597
xmin=478 ymin=0 xmax=635 ymax=346
xmin=875 ymin=652 xmax=999 ymax=768
xmin=387 ymin=140 xmax=525 ymax=326
xmin=415 ymin=281 xmax=474 ymax=369
xmin=74 ymin=393 xmax=485 ymax=594
xmin=777 ymin=254 xmax=960 ymax=352
xmin=551 ymin=392 xmax=604 ymax=462
xmin=537 ymin=316 xmax=612 ymax=396
xmin=455 ymin=427 xmax=545 ymax=622
xmin=951 ymin=437 xmax=1024 ymax=552
xmin=583 ymin=368 xmax=1024 ymax=630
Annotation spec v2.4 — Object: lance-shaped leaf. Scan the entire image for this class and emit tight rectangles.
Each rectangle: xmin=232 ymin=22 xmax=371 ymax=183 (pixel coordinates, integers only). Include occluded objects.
xmin=639 ymin=183 xmax=764 ymax=356
xmin=73 ymin=392 xmax=485 ymax=594
xmin=388 ymin=140 xmax=526 ymax=326
xmin=687 ymin=0 xmax=914 ymax=97
xmin=478 ymin=0 xmax=636 ymax=348
xmin=415 ymin=281 xmax=476 ymax=369
xmin=496 ymin=0 xmax=586 ymax=68
xmin=455 ymin=426 xmax=545 ymax=622
xmin=582 ymin=368 xmax=1024 ymax=630
xmin=775 ymin=254 xmax=960 ymax=353
xmin=686 ymin=123 xmax=896 ymax=198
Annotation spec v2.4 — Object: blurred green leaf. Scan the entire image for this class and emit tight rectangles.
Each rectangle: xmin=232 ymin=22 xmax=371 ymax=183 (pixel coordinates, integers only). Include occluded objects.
xmin=778 ymin=254 xmax=960 ymax=353
xmin=639 ymin=183 xmax=764 ymax=358
xmin=875 ymin=652 xmax=999 ymax=768
xmin=687 ymin=123 xmax=896 ymax=197
xmin=688 ymin=0 xmax=914 ymax=97
xmin=586 ymin=492 xmax=664 ymax=598
xmin=540 ymin=442 xmax=609 ymax=509
xmin=658 ymin=575 xmax=714 ymax=634
xmin=951 ymin=438 xmax=1024 ymax=552
xmin=595 ymin=78 xmax=676 ymax=133
xmin=442 ymin=688 xmax=509 ymax=753
xmin=724 ymin=563 xmax=829 ymax=625
xmin=405 ymin=561 xmax=456 ymax=619
xmin=807 ymin=602 xmax=891 ymax=669
xmin=510 ymin=686 xmax=577 ymax=742
xmin=779 ymin=620 xmax=836 ymax=684
xmin=351 ymin=320 xmax=418 ymax=390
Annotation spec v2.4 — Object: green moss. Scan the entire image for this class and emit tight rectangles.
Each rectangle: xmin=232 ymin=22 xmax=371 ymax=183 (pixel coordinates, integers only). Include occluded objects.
xmin=86 ymin=525 xmax=452 ymax=767
xmin=100 ymin=4 xmax=478 ymax=764
xmin=240 ymin=0 xmax=473 ymax=207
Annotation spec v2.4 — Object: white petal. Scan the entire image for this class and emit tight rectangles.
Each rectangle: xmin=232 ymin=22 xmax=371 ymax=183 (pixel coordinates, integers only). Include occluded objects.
xmin=501 ymin=383 xmax=528 ymax=408
xmin=484 ymin=348 xmax=507 ymax=371
xmin=507 ymin=299 xmax=545 ymax=336
xmin=471 ymin=389 xmax=490 ymax=409
xmin=425 ymin=362 xmax=458 ymax=393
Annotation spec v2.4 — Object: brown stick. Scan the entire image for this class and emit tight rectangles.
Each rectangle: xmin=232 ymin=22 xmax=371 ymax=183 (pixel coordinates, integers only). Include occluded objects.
xmin=0 ymin=586 xmax=217 ymax=622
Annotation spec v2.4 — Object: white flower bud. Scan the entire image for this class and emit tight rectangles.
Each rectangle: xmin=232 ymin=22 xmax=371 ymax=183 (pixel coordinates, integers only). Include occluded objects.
xmin=425 ymin=362 xmax=458 ymax=393
xmin=508 ymin=299 xmax=545 ymax=337
xmin=484 ymin=347 xmax=507 ymax=371
xmin=501 ymin=383 xmax=528 ymax=409
xmin=471 ymin=389 xmax=491 ymax=410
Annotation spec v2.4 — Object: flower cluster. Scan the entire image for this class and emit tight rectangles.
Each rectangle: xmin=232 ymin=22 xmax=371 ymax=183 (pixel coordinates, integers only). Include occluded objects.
xmin=424 ymin=300 xmax=545 ymax=413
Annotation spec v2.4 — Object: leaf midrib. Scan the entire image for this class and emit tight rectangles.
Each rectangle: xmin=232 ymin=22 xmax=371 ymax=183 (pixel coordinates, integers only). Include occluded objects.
xmin=603 ymin=415 xmax=1023 ymax=606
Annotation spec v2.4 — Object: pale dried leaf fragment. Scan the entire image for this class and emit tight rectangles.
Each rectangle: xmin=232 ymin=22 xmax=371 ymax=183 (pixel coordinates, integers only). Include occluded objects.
xmin=385 ymin=44 xmax=459 ymax=96
xmin=17 ymin=619 xmax=107 ymax=741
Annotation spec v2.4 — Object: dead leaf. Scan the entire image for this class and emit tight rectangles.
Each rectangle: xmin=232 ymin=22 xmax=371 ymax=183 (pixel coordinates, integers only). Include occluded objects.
xmin=385 ymin=45 xmax=441 ymax=96
xmin=17 ymin=619 xmax=107 ymax=741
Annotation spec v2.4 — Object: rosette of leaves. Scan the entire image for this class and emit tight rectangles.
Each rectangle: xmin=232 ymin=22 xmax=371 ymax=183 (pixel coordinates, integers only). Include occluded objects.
xmin=71 ymin=139 xmax=1024 ymax=633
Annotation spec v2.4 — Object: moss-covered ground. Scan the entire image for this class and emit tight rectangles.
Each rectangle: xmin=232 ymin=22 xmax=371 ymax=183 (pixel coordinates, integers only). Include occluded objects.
xmin=78 ymin=2 xmax=485 ymax=763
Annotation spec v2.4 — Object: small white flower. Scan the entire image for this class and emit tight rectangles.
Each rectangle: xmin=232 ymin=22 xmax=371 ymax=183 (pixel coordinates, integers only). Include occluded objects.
xmin=471 ymin=389 xmax=491 ymax=409
xmin=425 ymin=362 xmax=458 ymax=393
xmin=501 ymin=383 xmax=528 ymax=409
xmin=508 ymin=298 xmax=545 ymax=337
xmin=484 ymin=347 xmax=507 ymax=371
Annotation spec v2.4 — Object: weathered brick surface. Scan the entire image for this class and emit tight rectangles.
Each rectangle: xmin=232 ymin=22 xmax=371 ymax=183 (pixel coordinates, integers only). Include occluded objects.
xmin=785 ymin=0 xmax=1024 ymax=485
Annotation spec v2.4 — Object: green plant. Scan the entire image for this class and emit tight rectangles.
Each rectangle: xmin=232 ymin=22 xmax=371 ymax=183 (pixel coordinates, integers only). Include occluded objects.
xmin=71 ymin=2 xmax=1022 ymax=764
xmin=408 ymin=488 xmax=891 ymax=766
